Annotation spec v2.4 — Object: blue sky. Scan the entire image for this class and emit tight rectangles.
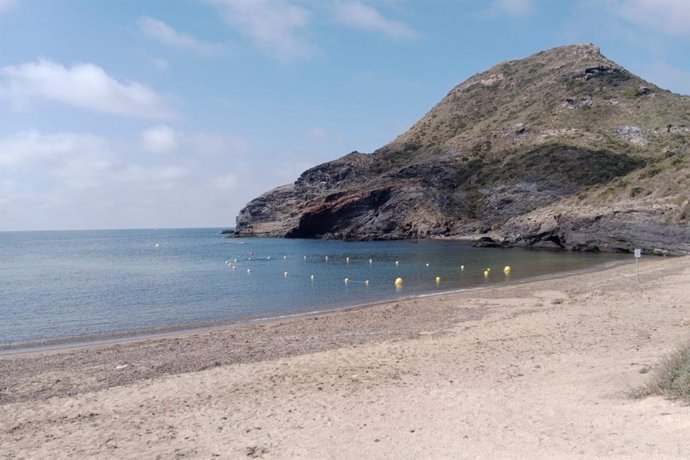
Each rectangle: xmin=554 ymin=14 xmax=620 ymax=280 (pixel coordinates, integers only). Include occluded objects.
xmin=1 ymin=0 xmax=689 ymax=231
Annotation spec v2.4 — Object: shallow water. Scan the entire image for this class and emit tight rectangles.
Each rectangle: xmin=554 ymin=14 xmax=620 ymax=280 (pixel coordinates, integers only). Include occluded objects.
xmin=0 ymin=228 xmax=628 ymax=350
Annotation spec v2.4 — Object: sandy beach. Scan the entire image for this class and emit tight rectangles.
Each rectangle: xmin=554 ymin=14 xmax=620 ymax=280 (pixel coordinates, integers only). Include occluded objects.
xmin=2 ymin=255 xmax=690 ymax=458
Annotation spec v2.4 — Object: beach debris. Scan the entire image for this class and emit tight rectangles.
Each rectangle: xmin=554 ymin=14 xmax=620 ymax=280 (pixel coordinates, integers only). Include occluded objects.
xmin=395 ymin=277 xmax=403 ymax=287
xmin=115 ymin=364 xmax=128 ymax=370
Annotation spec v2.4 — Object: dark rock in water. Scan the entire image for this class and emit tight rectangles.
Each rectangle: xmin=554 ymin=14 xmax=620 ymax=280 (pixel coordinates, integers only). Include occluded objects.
xmin=234 ymin=44 xmax=690 ymax=255
xmin=219 ymin=229 xmax=235 ymax=235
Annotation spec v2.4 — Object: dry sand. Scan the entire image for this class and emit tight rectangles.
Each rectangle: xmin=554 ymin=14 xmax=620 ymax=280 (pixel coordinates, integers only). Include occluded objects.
xmin=2 ymin=256 xmax=690 ymax=459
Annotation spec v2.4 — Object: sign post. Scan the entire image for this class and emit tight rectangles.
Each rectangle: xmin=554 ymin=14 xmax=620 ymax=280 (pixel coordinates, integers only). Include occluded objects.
xmin=634 ymin=248 xmax=641 ymax=282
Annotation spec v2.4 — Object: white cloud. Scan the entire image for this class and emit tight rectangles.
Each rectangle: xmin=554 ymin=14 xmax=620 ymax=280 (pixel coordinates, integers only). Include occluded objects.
xmin=213 ymin=173 xmax=239 ymax=190
xmin=209 ymin=0 xmax=312 ymax=62
xmin=334 ymin=1 xmax=417 ymax=39
xmin=141 ymin=125 xmax=178 ymax=154
xmin=190 ymin=132 xmax=251 ymax=155
xmin=615 ymin=0 xmax=690 ymax=36
xmin=0 ymin=130 xmax=110 ymax=169
xmin=307 ymin=127 xmax=345 ymax=144
xmin=0 ymin=0 xmax=17 ymax=13
xmin=138 ymin=16 xmax=224 ymax=54
xmin=488 ymin=0 xmax=535 ymax=17
xmin=0 ymin=59 xmax=173 ymax=119
xmin=151 ymin=57 xmax=170 ymax=71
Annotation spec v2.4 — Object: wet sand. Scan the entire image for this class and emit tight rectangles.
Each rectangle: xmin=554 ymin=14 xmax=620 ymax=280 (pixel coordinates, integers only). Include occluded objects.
xmin=2 ymin=256 xmax=690 ymax=458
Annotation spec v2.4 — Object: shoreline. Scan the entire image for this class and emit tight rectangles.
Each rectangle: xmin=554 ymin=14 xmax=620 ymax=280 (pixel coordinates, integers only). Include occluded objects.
xmin=0 ymin=257 xmax=632 ymax=357
xmin=2 ymin=255 xmax=689 ymax=458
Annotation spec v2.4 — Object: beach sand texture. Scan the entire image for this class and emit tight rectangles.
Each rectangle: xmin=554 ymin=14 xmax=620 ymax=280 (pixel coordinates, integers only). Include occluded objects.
xmin=2 ymin=256 xmax=690 ymax=458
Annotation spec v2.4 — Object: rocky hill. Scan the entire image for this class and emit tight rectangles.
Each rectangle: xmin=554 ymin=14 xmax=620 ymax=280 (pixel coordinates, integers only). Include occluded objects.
xmin=235 ymin=44 xmax=690 ymax=255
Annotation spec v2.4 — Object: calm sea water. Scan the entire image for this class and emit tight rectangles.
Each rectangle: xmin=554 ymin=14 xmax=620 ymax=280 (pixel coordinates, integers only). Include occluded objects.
xmin=0 ymin=228 xmax=628 ymax=350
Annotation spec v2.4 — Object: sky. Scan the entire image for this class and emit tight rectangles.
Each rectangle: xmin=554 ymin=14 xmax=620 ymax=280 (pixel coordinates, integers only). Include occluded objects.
xmin=1 ymin=0 xmax=689 ymax=231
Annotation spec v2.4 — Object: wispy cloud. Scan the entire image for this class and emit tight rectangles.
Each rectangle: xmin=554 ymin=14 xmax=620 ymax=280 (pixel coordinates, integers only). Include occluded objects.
xmin=614 ymin=0 xmax=690 ymax=36
xmin=0 ymin=59 xmax=174 ymax=119
xmin=0 ymin=0 xmax=17 ymax=14
xmin=141 ymin=125 xmax=178 ymax=154
xmin=333 ymin=1 xmax=418 ymax=39
xmin=487 ymin=0 xmax=536 ymax=17
xmin=138 ymin=16 xmax=224 ymax=55
xmin=209 ymin=0 xmax=312 ymax=62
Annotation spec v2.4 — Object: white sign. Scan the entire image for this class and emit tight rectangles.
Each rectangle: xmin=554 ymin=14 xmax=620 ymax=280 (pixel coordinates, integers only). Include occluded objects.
xmin=634 ymin=249 xmax=642 ymax=258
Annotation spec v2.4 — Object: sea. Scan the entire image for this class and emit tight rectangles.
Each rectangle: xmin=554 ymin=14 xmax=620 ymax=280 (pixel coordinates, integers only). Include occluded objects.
xmin=0 ymin=228 xmax=630 ymax=352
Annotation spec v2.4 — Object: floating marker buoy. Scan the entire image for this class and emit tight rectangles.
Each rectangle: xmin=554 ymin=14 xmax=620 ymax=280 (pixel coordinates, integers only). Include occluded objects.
xmin=325 ymin=256 xmax=329 ymax=261
xmin=344 ymin=278 xmax=349 ymax=284
xmin=248 ymin=257 xmax=252 ymax=261
xmin=154 ymin=243 xmax=160 ymax=248
xmin=304 ymin=256 xmax=307 ymax=261
xmin=310 ymin=274 xmax=315 ymax=281
xmin=283 ymin=256 xmax=287 ymax=260
xmin=395 ymin=261 xmax=399 ymax=266
xmin=365 ymin=280 xmax=370 ymax=286
xmin=346 ymin=257 xmax=350 ymax=264
xmin=247 ymin=269 xmax=251 ymax=274
xmin=267 ymin=256 xmax=271 ymax=260
xmin=234 ymin=258 xmax=238 ymax=263
xmin=284 ymin=271 xmax=288 ymax=277
xmin=426 ymin=263 xmax=430 ymax=267
xmin=435 ymin=276 xmax=441 ymax=284
xmin=369 ymin=259 xmax=373 ymax=264
xmin=503 ymin=265 xmax=512 ymax=274
xmin=460 ymin=265 xmax=465 ymax=271
xmin=483 ymin=270 xmax=489 ymax=277
xmin=231 ymin=266 xmax=236 ymax=271
xmin=394 ymin=277 xmax=403 ymax=287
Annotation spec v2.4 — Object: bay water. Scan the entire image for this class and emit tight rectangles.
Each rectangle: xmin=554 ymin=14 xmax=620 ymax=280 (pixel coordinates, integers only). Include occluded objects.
xmin=0 ymin=228 xmax=628 ymax=351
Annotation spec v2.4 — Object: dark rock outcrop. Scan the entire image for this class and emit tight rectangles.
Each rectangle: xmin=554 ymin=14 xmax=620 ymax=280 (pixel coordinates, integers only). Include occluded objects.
xmin=235 ymin=44 xmax=690 ymax=254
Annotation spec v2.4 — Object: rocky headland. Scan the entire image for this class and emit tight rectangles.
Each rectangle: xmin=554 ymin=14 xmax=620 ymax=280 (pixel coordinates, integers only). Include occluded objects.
xmin=235 ymin=44 xmax=690 ymax=255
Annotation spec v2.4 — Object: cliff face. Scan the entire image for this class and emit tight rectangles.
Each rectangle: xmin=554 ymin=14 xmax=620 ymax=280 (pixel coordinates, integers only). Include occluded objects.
xmin=235 ymin=44 xmax=690 ymax=255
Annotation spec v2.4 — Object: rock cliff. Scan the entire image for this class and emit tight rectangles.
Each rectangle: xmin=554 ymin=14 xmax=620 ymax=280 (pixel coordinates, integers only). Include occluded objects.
xmin=235 ymin=44 xmax=690 ymax=255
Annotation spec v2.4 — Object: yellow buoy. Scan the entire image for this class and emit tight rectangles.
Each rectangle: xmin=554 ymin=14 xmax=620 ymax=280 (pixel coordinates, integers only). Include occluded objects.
xmin=435 ymin=276 xmax=441 ymax=284
xmin=503 ymin=265 xmax=512 ymax=274
xmin=483 ymin=270 xmax=489 ymax=278
xmin=394 ymin=277 xmax=403 ymax=287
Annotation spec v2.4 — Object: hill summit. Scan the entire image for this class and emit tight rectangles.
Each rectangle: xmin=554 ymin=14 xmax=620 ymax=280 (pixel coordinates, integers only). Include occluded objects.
xmin=235 ymin=44 xmax=690 ymax=255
